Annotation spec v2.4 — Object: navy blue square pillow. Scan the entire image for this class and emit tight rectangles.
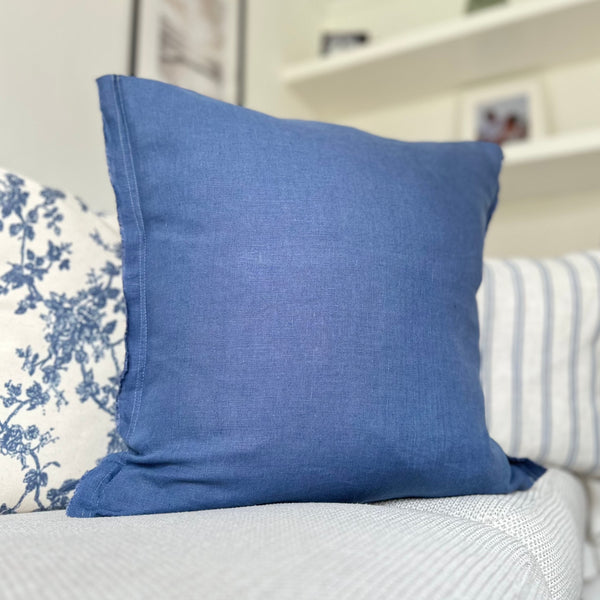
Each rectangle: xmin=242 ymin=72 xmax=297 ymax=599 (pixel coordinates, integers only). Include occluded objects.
xmin=67 ymin=76 xmax=543 ymax=517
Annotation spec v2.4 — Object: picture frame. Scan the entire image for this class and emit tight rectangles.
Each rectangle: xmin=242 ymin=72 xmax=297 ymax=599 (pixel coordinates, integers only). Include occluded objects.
xmin=320 ymin=32 xmax=369 ymax=56
xmin=465 ymin=0 xmax=507 ymax=13
xmin=130 ymin=0 xmax=245 ymax=105
xmin=460 ymin=79 xmax=546 ymax=146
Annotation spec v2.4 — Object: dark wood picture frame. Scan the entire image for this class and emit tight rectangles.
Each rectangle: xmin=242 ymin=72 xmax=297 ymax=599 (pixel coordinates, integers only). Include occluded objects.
xmin=129 ymin=0 xmax=246 ymax=106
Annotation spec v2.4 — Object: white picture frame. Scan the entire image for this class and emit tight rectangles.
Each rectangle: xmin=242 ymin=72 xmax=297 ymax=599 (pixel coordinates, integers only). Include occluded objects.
xmin=132 ymin=0 xmax=244 ymax=105
xmin=460 ymin=79 xmax=546 ymax=146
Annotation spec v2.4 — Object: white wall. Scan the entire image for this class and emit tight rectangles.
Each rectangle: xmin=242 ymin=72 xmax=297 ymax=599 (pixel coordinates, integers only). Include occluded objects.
xmin=245 ymin=0 xmax=324 ymax=119
xmin=0 ymin=1 xmax=131 ymax=213
xmin=322 ymin=0 xmax=468 ymax=40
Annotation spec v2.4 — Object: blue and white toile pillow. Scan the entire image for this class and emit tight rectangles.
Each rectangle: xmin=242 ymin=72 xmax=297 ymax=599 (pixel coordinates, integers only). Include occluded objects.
xmin=0 ymin=168 xmax=125 ymax=513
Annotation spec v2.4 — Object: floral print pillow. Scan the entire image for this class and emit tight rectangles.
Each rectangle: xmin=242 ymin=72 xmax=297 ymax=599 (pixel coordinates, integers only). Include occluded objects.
xmin=0 ymin=168 xmax=124 ymax=513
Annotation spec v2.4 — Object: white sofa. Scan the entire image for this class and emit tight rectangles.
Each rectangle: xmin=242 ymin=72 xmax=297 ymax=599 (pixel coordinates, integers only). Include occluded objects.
xmin=1 ymin=468 xmax=592 ymax=600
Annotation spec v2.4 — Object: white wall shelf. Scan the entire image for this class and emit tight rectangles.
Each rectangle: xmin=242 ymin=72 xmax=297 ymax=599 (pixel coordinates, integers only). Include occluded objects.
xmin=283 ymin=0 xmax=600 ymax=118
xmin=500 ymin=129 xmax=600 ymax=201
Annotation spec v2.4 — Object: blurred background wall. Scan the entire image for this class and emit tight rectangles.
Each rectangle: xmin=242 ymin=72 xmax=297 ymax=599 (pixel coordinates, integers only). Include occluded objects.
xmin=0 ymin=1 xmax=130 ymax=213
xmin=0 ymin=0 xmax=598 ymax=256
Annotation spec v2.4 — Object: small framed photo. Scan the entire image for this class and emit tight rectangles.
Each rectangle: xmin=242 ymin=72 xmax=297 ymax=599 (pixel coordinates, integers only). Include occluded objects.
xmin=466 ymin=0 xmax=507 ymax=13
xmin=320 ymin=32 xmax=369 ymax=56
xmin=131 ymin=0 xmax=245 ymax=105
xmin=460 ymin=80 xmax=546 ymax=146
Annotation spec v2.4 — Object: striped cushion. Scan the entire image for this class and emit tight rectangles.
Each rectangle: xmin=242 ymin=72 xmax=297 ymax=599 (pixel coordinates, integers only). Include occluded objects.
xmin=478 ymin=250 xmax=600 ymax=474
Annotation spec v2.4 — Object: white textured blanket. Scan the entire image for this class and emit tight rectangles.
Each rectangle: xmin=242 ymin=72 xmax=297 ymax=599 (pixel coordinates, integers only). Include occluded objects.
xmin=0 ymin=469 xmax=585 ymax=600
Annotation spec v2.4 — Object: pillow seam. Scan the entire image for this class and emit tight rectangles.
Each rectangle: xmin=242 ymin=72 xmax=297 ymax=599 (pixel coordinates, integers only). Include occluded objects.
xmin=111 ymin=75 xmax=148 ymax=444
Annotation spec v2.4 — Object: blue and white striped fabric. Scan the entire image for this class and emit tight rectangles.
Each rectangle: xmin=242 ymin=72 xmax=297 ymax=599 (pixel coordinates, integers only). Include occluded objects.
xmin=478 ymin=251 xmax=600 ymax=474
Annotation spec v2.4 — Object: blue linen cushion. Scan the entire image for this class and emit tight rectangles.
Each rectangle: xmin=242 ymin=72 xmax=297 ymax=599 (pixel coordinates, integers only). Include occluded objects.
xmin=67 ymin=75 xmax=544 ymax=518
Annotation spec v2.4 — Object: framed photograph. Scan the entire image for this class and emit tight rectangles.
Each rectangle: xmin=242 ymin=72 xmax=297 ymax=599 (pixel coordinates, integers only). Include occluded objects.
xmin=130 ymin=0 xmax=245 ymax=105
xmin=320 ymin=32 xmax=369 ymax=56
xmin=466 ymin=0 xmax=506 ymax=13
xmin=460 ymin=80 xmax=546 ymax=146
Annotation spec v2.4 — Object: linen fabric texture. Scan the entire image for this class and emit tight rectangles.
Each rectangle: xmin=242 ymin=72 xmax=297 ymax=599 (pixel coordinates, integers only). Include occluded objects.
xmin=479 ymin=250 xmax=600 ymax=474
xmin=67 ymin=75 xmax=543 ymax=518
